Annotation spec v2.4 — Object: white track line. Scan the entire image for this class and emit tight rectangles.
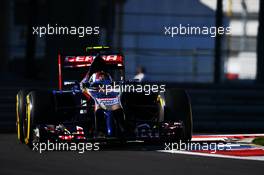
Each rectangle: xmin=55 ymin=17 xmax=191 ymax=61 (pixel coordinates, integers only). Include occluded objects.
xmin=192 ymin=138 xmax=227 ymax=142
xmin=160 ymin=133 xmax=264 ymax=161
xmin=192 ymin=133 xmax=264 ymax=142
xmin=159 ymin=150 xmax=264 ymax=161
xmin=193 ymin=133 xmax=264 ymax=137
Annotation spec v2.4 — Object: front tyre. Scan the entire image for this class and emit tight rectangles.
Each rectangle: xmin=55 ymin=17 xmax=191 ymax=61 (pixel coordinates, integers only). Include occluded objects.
xmin=163 ymin=89 xmax=193 ymax=141
xmin=23 ymin=91 xmax=55 ymax=148
xmin=16 ymin=90 xmax=28 ymax=143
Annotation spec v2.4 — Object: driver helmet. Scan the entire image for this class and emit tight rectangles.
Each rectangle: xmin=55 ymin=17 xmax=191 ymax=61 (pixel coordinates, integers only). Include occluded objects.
xmin=89 ymin=71 xmax=112 ymax=85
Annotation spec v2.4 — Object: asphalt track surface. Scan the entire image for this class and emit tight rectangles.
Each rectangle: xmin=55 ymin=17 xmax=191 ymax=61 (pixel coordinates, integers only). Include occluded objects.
xmin=0 ymin=134 xmax=263 ymax=175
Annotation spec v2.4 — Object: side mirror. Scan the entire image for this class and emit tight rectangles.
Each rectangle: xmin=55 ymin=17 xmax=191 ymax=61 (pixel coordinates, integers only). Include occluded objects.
xmin=82 ymin=82 xmax=90 ymax=88
xmin=72 ymin=81 xmax=81 ymax=90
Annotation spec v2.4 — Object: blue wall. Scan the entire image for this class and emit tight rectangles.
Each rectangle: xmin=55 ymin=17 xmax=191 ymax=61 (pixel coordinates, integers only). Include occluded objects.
xmin=122 ymin=0 xmax=228 ymax=82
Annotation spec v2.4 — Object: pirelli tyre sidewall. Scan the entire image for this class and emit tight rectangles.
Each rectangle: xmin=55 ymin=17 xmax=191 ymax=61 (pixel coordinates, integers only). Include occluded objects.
xmin=16 ymin=90 xmax=28 ymax=143
xmin=24 ymin=91 xmax=55 ymax=147
xmin=163 ymin=88 xmax=193 ymax=141
xmin=24 ymin=93 xmax=35 ymax=147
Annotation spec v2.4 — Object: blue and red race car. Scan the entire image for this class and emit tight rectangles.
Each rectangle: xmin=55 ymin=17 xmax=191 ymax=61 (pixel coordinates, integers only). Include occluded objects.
xmin=16 ymin=46 xmax=193 ymax=147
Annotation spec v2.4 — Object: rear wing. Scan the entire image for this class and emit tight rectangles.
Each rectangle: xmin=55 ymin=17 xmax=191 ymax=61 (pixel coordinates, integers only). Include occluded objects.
xmin=63 ymin=54 xmax=124 ymax=68
xmin=58 ymin=53 xmax=124 ymax=90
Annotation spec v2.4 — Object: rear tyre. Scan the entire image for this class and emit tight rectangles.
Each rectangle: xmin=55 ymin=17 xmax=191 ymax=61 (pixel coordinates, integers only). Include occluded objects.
xmin=162 ymin=89 xmax=193 ymax=141
xmin=23 ymin=91 xmax=55 ymax=147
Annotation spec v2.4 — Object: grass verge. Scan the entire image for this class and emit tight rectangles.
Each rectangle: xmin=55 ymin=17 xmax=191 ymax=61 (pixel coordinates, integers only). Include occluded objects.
xmin=252 ymin=137 xmax=264 ymax=146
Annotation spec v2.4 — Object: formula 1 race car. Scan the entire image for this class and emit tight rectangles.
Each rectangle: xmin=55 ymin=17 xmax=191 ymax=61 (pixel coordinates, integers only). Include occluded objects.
xmin=16 ymin=46 xmax=192 ymax=147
